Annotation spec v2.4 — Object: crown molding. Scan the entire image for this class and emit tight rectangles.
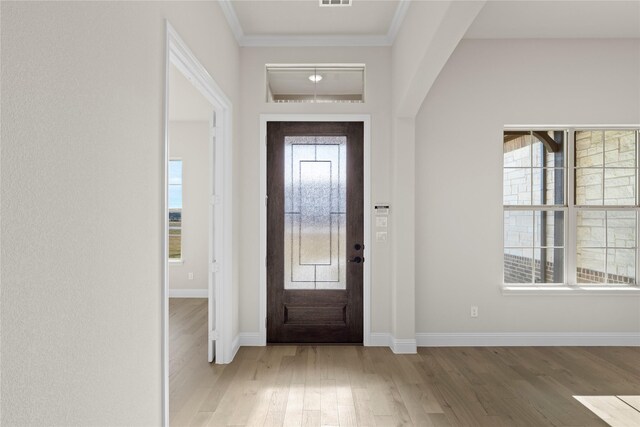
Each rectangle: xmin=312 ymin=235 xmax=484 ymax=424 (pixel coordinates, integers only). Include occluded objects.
xmin=387 ymin=0 xmax=411 ymax=43
xmin=218 ymin=0 xmax=410 ymax=47
xmin=241 ymin=34 xmax=392 ymax=47
xmin=218 ymin=0 xmax=245 ymax=41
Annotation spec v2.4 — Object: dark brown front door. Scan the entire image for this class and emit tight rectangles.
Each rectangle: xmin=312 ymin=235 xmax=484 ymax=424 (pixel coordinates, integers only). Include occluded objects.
xmin=267 ymin=122 xmax=364 ymax=343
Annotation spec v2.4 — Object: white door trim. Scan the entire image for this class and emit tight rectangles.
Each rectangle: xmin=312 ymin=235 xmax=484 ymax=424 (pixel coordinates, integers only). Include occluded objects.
xmin=259 ymin=114 xmax=372 ymax=346
xmin=163 ymin=20 xmax=234 ymax=426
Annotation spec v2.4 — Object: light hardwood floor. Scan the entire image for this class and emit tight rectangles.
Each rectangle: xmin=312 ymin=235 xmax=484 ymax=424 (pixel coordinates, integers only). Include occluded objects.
xmin=169 ymin=298 xmax=640 ymax=426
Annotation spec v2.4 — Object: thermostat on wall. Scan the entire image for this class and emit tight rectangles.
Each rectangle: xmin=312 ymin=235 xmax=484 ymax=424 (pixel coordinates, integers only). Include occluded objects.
xmin=374 ymin=204 xmax=390 ymax=215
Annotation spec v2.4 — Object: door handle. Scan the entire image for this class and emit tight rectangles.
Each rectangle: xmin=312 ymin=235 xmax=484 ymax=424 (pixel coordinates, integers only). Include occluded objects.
xmin=348 ymin=256 xmax=364 ymax=264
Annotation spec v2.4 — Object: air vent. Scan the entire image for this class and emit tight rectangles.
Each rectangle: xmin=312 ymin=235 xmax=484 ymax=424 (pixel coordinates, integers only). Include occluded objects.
xmin=319 ymin=0 xmax=352 ymax=7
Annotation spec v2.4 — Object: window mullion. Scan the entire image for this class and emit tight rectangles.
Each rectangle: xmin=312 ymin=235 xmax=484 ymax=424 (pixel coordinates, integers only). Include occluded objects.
xmin=531 ymin=211 xmax=536 ymax=284
xmin=601 ymin=131 xmax=606 ymax=284
xmin=530 ymin=133 xmax=535 ymax=283
xmin=567 ymin=129 xmax=577 ymax=285
xmin=604 ymin=211 xmax=609 ymax=284
xmin=636 ymin=209 xmax=639 ymax=287
xmin=636 ymin=131 xmax=639 ymax=285
xmin=601 ymin=130 xmax=605 ymax=204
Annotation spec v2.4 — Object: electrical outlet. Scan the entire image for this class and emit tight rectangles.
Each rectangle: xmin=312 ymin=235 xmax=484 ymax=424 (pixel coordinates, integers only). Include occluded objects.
xmin=470 ymin=306 xmax=478 ymax=318
xmin=188 ymin=272 xmax=194 ymax=280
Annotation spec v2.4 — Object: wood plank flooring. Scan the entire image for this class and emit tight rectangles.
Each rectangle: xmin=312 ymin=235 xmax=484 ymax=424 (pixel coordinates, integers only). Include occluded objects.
xmin=169 ymin=298 xmax=640 ymax=426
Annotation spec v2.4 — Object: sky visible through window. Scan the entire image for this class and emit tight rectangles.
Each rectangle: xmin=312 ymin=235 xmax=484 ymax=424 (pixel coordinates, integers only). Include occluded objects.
xmin=169 ymin=160 xmax=182 ymax=209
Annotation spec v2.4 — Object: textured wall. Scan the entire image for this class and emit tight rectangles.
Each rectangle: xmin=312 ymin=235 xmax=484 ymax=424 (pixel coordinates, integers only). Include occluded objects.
xmin=416 ymin=39 xmax=640 ymax=333
xmin=1 ymin=2 xmax=239 ymax=424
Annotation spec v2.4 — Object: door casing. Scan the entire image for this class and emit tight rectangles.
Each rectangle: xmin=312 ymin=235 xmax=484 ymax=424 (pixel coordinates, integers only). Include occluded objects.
xmin=259 ymin=114 xmax=372 ymax=346
xmin=163 ymin=20 xmax=234 ymax=427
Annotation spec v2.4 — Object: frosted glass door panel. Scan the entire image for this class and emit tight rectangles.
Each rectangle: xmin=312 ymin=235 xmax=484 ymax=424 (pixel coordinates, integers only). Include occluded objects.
xmin=300 ymin=161 xmax=331 ymax=264
xmin=284 ymin=136 xmax=346 ymax=290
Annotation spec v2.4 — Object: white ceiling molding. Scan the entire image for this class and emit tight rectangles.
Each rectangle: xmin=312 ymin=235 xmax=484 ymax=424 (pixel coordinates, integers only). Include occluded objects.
xmin=218 ymin=0 xmax=411 ymax=47
xmin=242 ymin=34 xmax=393 ymax=47
xmin=218 ymin=0 xmax=245 ymax=42
xmin=386 ymin=0 xmax=411 ymax=43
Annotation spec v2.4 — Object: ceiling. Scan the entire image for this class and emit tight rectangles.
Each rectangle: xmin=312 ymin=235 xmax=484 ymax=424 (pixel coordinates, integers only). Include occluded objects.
xmin=169 ymin=64 xmax=213 ymax=122
xmin=465 ymin=1 xmax=640 ymax=39
xmin=220 ymin=0 xmax=640 ymax=46
xmin=232 ymin=0 xmax=399 ymax=36
xmin=220 ymin=0 xmax=408 ymax=46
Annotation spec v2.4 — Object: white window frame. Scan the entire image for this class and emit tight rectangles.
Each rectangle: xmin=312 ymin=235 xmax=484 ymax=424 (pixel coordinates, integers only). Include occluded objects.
xmin=503 ymin=129 xmax=569 ymax=286
xmin=503 ymin=126 xmax=640 ymax=295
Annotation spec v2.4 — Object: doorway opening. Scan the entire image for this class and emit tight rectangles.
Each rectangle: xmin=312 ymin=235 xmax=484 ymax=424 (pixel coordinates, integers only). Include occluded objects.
xmin=163 ymin=22 xmax=233 ymax=424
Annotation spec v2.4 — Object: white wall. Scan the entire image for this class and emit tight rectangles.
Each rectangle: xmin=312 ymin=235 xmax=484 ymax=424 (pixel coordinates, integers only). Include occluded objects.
xmin=391 ymin=0 xmax=449 ymax=114
xmin=238 ymin=46 xmax=393 ymax=335
xmin=415 ymin=39 xmax=640 ymax=334
xmin=1 ymin=2 xmax=239 ymax=424
xmin=388 ymin=0 xmax=485 ymax=345
xmin=169 ymin=121 xmax=210 ymax=292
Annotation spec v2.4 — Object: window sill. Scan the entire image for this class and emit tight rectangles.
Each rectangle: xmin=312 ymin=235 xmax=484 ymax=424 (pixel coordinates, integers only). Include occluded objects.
xmin=169 ymin=259 xmax=184 ymax=265
xmin=502 ymin=285 xmax=640 ymax=296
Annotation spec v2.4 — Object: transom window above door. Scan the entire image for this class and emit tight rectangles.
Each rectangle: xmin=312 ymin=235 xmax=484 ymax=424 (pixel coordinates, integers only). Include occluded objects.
xmin=266 ymin=64 xmax=365 ymax=104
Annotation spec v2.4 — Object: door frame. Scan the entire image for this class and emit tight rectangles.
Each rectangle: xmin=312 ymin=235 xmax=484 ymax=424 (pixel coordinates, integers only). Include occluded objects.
xmin=163 ymin=20 xmax=234 ymax=425
xmin=259 ymin=114 xmax=372 ymax=346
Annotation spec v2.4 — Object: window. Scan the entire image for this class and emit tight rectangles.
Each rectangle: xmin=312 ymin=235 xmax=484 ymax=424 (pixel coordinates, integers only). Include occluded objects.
xmin=266 ymin=64 xmax=365 ymax=104
xmin=575 ymin=130 xmax=638 ymax=284
xmin=503 ymin=130 xmax=566 ymax=284
xmin=503 ymin=128 xmax=640 ymax=287
xmin=169 ymin=159 xmax=182 ymax=260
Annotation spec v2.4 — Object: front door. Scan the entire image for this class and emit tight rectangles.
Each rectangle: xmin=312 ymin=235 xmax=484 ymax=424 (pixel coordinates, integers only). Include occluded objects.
xmin=267 ymin=122 xmax=364 ymax=343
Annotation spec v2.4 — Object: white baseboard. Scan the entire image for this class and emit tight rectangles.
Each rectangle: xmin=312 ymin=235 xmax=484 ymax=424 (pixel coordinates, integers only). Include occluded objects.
xmin=227 ymin=333 xmax=264 ymax=362
xmin=367 ymin=332 xmax=392 ymax=347
xmin=416 ymin=332 xmax=640 ymax=347
xmin=238 ymin=332 xmax=265 ymax=346
xmin=232 ymin=332 xmax=410 ymax=353
xmin=168 ymin=289 xmax=207 ymax=298
xmin=229 ymin=331 xmax=639 ymax=361
xmin=366 ymin=333 xmax=417 ymax=354
xmin=391 ymin=338 xmax=418 ymax=354
xmin=230 ymin=334 xmax=241 ymax=362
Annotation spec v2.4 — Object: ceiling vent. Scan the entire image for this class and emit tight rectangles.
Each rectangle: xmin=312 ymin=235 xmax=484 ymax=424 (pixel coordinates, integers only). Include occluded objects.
xmin=319 ymin=0 xmax=352 ymax=7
